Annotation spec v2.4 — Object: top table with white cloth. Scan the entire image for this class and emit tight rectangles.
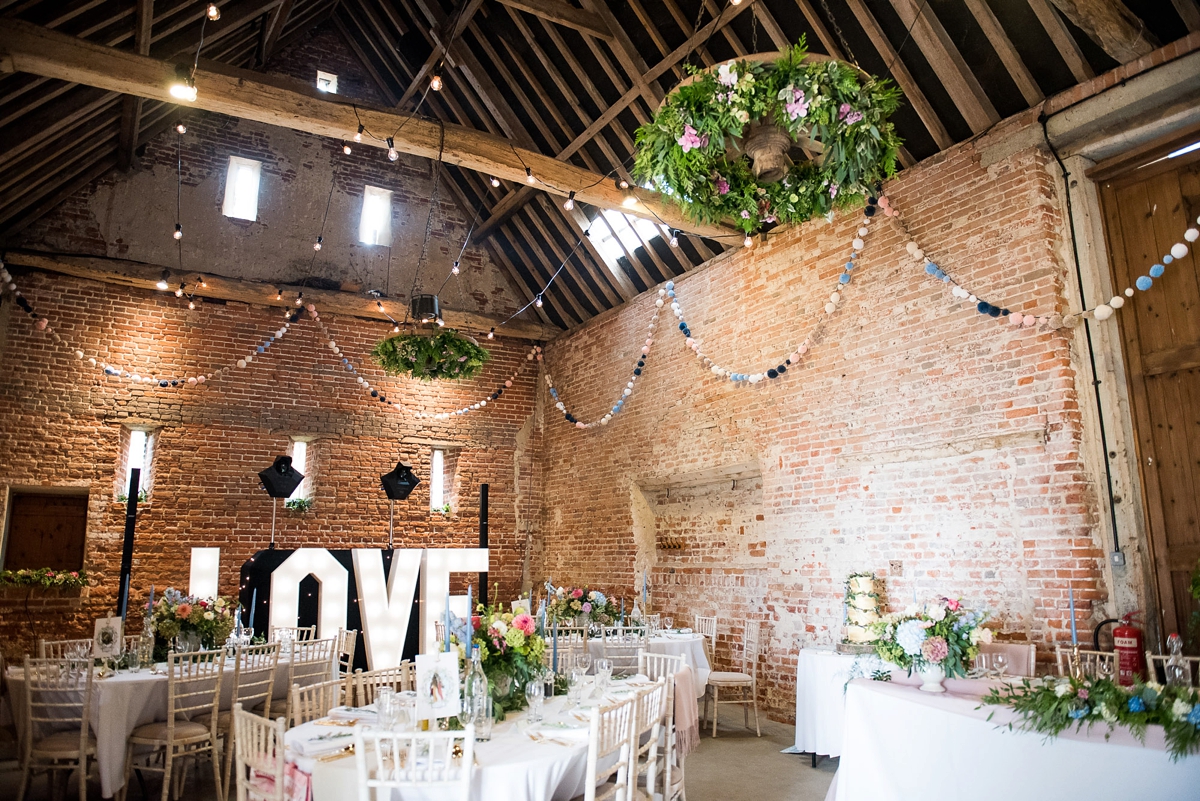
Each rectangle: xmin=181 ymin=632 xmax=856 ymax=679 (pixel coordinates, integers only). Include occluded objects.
xmin=587 ymin=632 xmax=710 ymax=695
xmin=831 ymin=678 xmax=1200 ymax=801
xmin=793 ymin=647 xmax=887 ymax=759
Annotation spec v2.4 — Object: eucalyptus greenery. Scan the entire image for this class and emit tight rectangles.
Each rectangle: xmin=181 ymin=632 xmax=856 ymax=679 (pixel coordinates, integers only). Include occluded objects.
xmin=372 ymin=330 xmax=490 ymax=382
xmin=284 ymin=498 xmax=313 ymax=513
xmin=983 ymin=676 xmax=1200 ymax=760
xmin=633 ymin=39 xmax=902 ymax=234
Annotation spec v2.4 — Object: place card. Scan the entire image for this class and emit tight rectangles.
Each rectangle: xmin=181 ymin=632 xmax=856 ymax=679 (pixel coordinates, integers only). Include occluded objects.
xmin=415 ymin=652 xmax=461 ymax=722
xmin=93 ymin=616 xmax=124 ymax=659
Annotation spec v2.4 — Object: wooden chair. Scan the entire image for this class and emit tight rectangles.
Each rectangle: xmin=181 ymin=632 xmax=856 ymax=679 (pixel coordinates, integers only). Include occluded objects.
xmin=352 ymin=725 xmax=475 ymax=801
xmin=200 ymin=643 xmax=279 ymax=801
xmin=693 ymin=616 xmax=716 ymax=665
xmin=571 ymin=697 xmax=636 ymax=801
xmin=36 ymin=638 xmax=93 ymax=659
xmin=16 ymin=657 xmax=95 ymax=801
xmin=638 ymin=650 xmax=687 ymax=682
xmin=1146 ymin=651 xmax=1200 ymax=686
xmin=659 ymin=677 xmax=686 ymax=801
xmin=337 ymin=628 xmax=358 ymax=676
xmin=627 ymin=678 xmax=669 ymax=801
xmin=548 ymin=627 xmax=591 ymax=671
xmin=117 ymin=649 xmax=226 ymax=801
xmin=1054 ymin=644 xmax=1116 ymax=678
xmin=352 ymin=663 xmax=415 ymax=706
xmin=704 ymin=622 xmax=760 ymax=738
xmin=975 ymin=642 xmax=1037 ymax=677
xmin=290 ymin=678 xmax=348 ymax=726
xmin=602 ymin=628 xmax=646 ymax=678
xmin=269 ymin=625 xmax=315 ymax=643
xmin=263 ymin=638 xmax=335 ymax=721
xmin=231 ymin=704 xmax=286 ymax=801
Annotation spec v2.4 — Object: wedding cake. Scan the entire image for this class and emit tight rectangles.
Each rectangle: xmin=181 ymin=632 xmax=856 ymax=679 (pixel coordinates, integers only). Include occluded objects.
xmin=842 ymin=572 xmax=882 ymax=647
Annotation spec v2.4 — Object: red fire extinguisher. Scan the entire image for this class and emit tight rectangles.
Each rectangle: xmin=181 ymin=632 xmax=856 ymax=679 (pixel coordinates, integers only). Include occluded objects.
xmin=1110 ymin=612 xmax=1147 ymax=686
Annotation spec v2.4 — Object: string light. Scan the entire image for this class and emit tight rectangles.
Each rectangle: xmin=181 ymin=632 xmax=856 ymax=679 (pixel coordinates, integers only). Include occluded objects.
xmin=386 ymin=137 xmax=398 ymax=162
xmin=487 ymin=327 xmax=495 ymax=340
xmin=354 ymin=125 xmax=364 ymax=143
xmin=430 ymin=73 xmax=443 ymax=92
xmin=451 ymin=261 xmax=460 ymax=275
xmin=490 ymin=177 xmax=501 ymax=188
xmin=295 ymin=292 xmax=304 ymax=306
xmin=199 ymin=275 xmax=208 ymax=288
xmin=622 ymin=191 xmax=639 ymax=208
xmin=156 ymin=270 xmax=170 ymax=291
xmin=206 ymin=3 xmax=221 ymax=20
xmin=525 ymin=167 xmax=535 ymax=185
xmin=175 ymin=284 xmax=186 ymax=298
xmin=669 ymin=231 xmax=679 ymax=248
xmin=376 ymin=300 xmax=386 ymax=313
xmin=175 ymin=123 xmax=187 ymax=134
xmin=342 ymin=143 xmax=352 ymax=155
xmin=313 ymin=236 xmax=323 ymax=251
xmin=170 ymin=65 xmax=197 ymax=102
xmin=743 ymin=235 xmax=754 ymax=248
xmin=188 ymin=299 xmax=197 ymax=310
xmin=618 ymin=179 xmax=630 ymax=190
xmin=173 ymin=223 xmax=183 ymax=240
xmin=393 ymin=324 xmax=400 ymax=333
xmin=534 ymin=295 xmax=544 ymax=308
xmin=563 ymin=191 xmax=575 ymax=211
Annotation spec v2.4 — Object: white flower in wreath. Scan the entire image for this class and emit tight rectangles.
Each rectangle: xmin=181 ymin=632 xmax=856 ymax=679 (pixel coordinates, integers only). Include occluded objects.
xmin=903 ymin=604 xmax=919 ymax=616
xmin=925 ymin=603 xmax=946 ymax=622
xmin=717 ymin=62 xmax=738 ymax=87
xmin=735 ymin=109 xmax=750 ymax=124
xmin=969 ymin=627 xmax=993 ymax=645
xmin=204 ymin=611 xmax=215 ymax=621
xmin=1098 ymin=702 xmax=1117 ymax=723
xmin=1172 ymin=698 xmax=1193 ymax=721
xmin=1054 ymin=680 xmax=1072 ymax=698
xmin=491 ymin=620 xmax=508 ymax=636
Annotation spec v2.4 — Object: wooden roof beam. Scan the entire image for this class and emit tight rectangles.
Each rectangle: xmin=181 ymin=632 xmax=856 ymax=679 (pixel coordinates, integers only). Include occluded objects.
xmin=1028 ymin=0 xmax=1094 ymax=82
xmin=394 ymin=0 xmax=485 ymax=109
xmin=963 ymin=0 xmax=1043 ymax=106
xmin=260 ymin=0 xmax=296 ymax=63
xmin=1047 ymin=0 xmax=1158 ymax=63
xmin=494 ymin=0 xmax=612 ymax=41
xmin=0 ymin=19 xmax=723 ymax=237
xmin=151 ymin=0 xmax=284 ymax=60
xmin=117 ymin=0 xmax=155 ymax=171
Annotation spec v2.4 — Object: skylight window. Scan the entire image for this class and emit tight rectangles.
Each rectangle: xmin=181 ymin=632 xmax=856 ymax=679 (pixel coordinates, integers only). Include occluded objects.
xmin=588 ymin=209 xmax=671 ymax=263
xmin=316 ymin=71 xmax=338 ymax=94
xmin=221 ymin=156 xmax=261 ymax=221
xmin=359 ymin=185 xmax=393 ymax=246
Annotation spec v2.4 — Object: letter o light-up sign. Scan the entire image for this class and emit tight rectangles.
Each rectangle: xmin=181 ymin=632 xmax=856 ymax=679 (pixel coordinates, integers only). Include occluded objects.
xmin=269 ymin=549 xmax=349 ymax=640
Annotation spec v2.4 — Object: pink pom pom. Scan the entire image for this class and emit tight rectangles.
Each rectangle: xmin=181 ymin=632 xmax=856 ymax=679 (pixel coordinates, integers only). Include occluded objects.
xmin=197 ymin=375 xmax=206 ymax=383
xmin=791 ymin=352 xmax=802 ymax=363
xmin=1022 ymin=315 xmax=1036 ymax=328
xmin=35 ymin=318 xmax=48 ymax=330
xmin=504 ymin=380 xmax=512 ymax=388
xmin=641 ymin=346 xmax=650 ymax=354
xmin=187 ymin=377 xmax=197 ymax=385
xmin=1009 ymin=314 xmax=1023 ymax=326
xmin=798 ymin=344 xmax=809 ymax=354
xmin=575 ymin=421 xmax=585 ymax=429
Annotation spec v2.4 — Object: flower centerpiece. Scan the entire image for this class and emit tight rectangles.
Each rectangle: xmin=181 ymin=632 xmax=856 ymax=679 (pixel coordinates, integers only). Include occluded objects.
xmin=457 ymin=603 xmax=547 ymax=718
xmin=871 ymin=597 xmax=991 ymax=692
xmin=633 ymin=39 xmax=902 ymax=235
xmin=546 ymin=586 xmax=620 ymax=627
xmin=371 ymin=329 xmax=489 ymax=382
xmin=983 ymin=676 xmax=1200 ymax=760
xmin=150 ymin=588 xmax=236 ymax=659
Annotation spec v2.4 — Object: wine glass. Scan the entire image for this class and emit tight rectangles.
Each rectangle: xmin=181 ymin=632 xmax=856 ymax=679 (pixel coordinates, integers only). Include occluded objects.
xmin=663 ymin=616 xmax=674 ymax=632
xmin=992 ymin=652 xmax=1008 ymax=679
xmin=568 ymin=667 xmax=587 ymax=706
xmin=1097 ymin=657 xmax=1115 ymax=683
xmin=576 ymin=651 xmax=592 ymax=675
xmin=525 ymin=679 xmax=544 ymax=724
xmin=595 ymin=658 xmax=613 ymax=694
xmin=377 ymin=686 xmax=396 ymax=730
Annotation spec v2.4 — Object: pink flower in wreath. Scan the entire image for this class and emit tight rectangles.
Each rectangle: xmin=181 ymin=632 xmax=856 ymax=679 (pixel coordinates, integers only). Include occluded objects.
xmin=582 ymin=602 xmax=593 ymax=613
xmin=716 ymin=177 xmax=730 ymax=195
xmin=829 ymin=183 xmax=839 ymax=199
xmin=70 ymin=571 xmax=79 ymax=578
xmin=176 ymin=603 xmax=193 ymax=619
xmin=921 ymin=636 xmax=949 ymax=663
xmin=740 ymin=210 xmax=751 ymax=219
xmin=1078 ymin=688 xmax=1089 ymax=700
xmin=945 ymin=598 xmax=961 ymax=611
xmin=512 ymin=613 xmax=535 ymax=636
xmin=677 ymin=124 xmax=704 ymax=153
xmin=571 ymin=588 xmax=584 ymax=599
xmin=786 ymin=89 xmax=809 ymax=120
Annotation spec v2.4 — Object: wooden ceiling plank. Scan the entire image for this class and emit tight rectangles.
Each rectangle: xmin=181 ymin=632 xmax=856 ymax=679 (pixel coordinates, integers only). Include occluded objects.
xmin=152 ymin=0 xmax=285 ymax=61
xmin=613 ymin=201 xmax=678 ymax=282
xmin=963 ymin=0 xmax=1043 ymax=106
xmin=581 ymin=35 xmax=651 ymax=131
xmin=0 ymin=79 xmax=72 ymax=129
xmin=367 ymin=0 xmax=409 ymax=38
xmin=844 ymin=0 xmax=954 ymax=150
xmin=624 ymin=0 xmax=686 ymax=82
xmin=791 ymin=0 xmax=846 ymax=58
xmin=527 ymin=197 xmax=615 ymax=309
xmin=509 ymin=211 xmax=593 ymax=319
xmin=500 ymin=6 xmax=582 ymax=109
xmin=578 ymin=0 xmax=663 ymax=108
xmin=0 ymin=125 xmax=118 ymax=215
xmin=886 ymin=0 xmax=999 ymax=134
xmin=592 ymin=209 xmax=657 ymax=288
xmin=540 ymin=197 xmax=628 ymax=307
xmin=754 ymin=3 xmax=794 ymax=51
xmin=117 ymin=0 xmax=156 ymax=171
xmin=260 ymin=0 xmax=296 ymax=62
xmin=394 ymin=0 xmax=486 ymax=109
xmin=0 ymin=117 xmax=120 ymax=199
xmin=333 ymin=10 xmax=402 ymax=103
xmin=467 ymin=22 xmax=563 ymax=152
xmin=702 ymin=0 xmax=747 ymax=57
xmin=0 ymin=87 xmax=120 ymax=169
xmin=267 ymin=0 xmax=341 ymax=54
xmin=1172 ymin=0 xmax=1200 ymax=32
xmin=493 ymin=0 xmax=612 ymax=41
xmin=1028 ymin=0 xmax=1095 ymax=82
xmin=1046 ymin=0 xmax=1158 ymax=62
xmin=1 ymin=154 xmax=117 ymax=236
xmin=659 ymin=0 xmax=718 ymax=66
xmin=503 ymin=216 xmax=587 ymax=324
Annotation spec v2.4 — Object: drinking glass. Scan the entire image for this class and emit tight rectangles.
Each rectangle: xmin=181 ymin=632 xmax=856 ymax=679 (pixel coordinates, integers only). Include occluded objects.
xmin=525 ymin=679 xmax=545 ymax=724
xmin=568 ymin=667 xmax=587 ymax=706
xmin=992 ymin=653 xmax=1008 ymax=679
xmin=475 ymin=695 xmax=494 ymax=741
xmin=576 ymin=652 xmax=592 ymax=675
xmin=975 ymin=653 xmax=992 ymax=678
xmin=124 ymin=647 xmax=140 ymax=673
xmin=376 ymin=686 xmax=396 ymax=730
xmin=595 ymin=658 xmax=613 ymax=695
xmin=663 ymin=616 xmax=674 ymax=632
xmin=1097 ymin=658 xmax=1115 ymax=683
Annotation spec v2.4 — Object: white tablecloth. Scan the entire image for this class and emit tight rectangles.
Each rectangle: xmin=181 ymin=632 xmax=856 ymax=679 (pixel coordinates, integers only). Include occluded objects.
xmin=794 ymin=648 xmax=887 ymax=758
xmin=7 ymin=660 xmax=310 ymax=798
xmin=832 ymin=678 xmax=1200 ymax=801
xmin=290 ymin=690 xmax=610 ymax=801
xmin=586 ymin=634 xmax=710 ymax=696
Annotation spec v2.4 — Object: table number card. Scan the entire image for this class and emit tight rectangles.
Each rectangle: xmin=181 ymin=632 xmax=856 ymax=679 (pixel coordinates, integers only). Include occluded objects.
xmin=415 ymin=652 xmax=461 ymax=722
xmin=93 ymin=616 xmax=124 ymax=658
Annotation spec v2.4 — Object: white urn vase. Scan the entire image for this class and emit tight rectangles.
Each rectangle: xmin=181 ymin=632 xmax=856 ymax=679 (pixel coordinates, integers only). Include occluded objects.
xmin=916 ymin=663 xmax=947 ymax=693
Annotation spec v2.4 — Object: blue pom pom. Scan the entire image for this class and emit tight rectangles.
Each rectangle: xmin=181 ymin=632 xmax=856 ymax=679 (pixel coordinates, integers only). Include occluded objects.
xmin=988 ymin=306 xmax=1001 ymax=318
xmin=845 ymin=262 xmax=854 ymax=270
xmin=925 ymin=263 xmax=938 ymax=275
xmin=1163 ymin=255 xmax=1174 ymax=264
xmin=257 ymin=346 xmax=265 ymax=353
xmin=839 ymin=274 xmax=851 ymax=284
xmin=1136 ymin=275 xmax=1153 ymax=291
xmin=977 ymin=302 xmax=991 ymax=314
xmin=942 ymin=274 xmax=951 ymax=283
xmin=1149 ymin=264 xmax=1165 ymax=278
xmin=263 ymin=341 xmax=271 ymax=348
xmin=679 ymin=322 xmax=687 ymax=330
xmin=665 ymin=281 xmax=674 ymax=290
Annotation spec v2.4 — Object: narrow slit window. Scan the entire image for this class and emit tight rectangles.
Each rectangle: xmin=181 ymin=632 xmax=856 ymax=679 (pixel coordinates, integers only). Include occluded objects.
xmin=316 ymin=71 xmax=338 ymax=94
xmin=125 ymin=429 xmax=148 ymax=497
xmin=359 ymin=185 xmax=393 ymax=246
xmin=222 ymin=156 xmax=262 ymax=221
xmin=430 ymin=449 xmax=444 ymax=510
xmin=290 ymin=440 xmax=309 ymax=500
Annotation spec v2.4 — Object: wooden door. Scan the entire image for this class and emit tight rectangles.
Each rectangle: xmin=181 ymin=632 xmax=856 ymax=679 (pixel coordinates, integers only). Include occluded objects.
xmin=1100 ymin=151 xmax=1200 ymax=652
xmin=2 ymin=491 xmax=89 ymax=570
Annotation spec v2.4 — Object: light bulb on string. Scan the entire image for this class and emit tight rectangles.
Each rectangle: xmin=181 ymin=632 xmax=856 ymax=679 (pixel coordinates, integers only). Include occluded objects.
xmin=451 ymin=261 xmax=460 ymax=276
xmin=534 ymin=295 xmax=544 ymax=308
xmin=206 ymin=3 xmax=221 ymax=21
xmin=313 ymin=236 xmax=323 ymax=251
xmin=622 ymin=191 xmax=639 ymax=208
xmin=156 ymin=270 xmax=170 ymax=291
xmin=392 ymin=324 xmax=400 ymax=333
xmin=490 ymin=177 xmax=500 ymax=188
xmin=342 ymin=143 xmax=352 ymax=155
xmin=175 ymin=123 xmax=187 ymax=134
xmin=175 ymin=283 xmax=186 ymax=298
xmin=618 ymin=179 xmax=630 ymax=190
xmin=563 ymin=191 xmax=575 ymax=211
xmin=199 ymin=275 xmax=208 ymax=288
xmin=295 ymin=292 xmax=304 ymax=306
xmin=275 ymin=288 xmax=283 ymax=301
xmin=430 ymin=73 xmax=443 ymax=92
xmin=487 ymin=327 xmax=495 ymax=340
xmin=173 ymin=223 xmax=183 ymax=240
xmin=170 ymin=65 xmax=197 ymax=102
xmin=669 ymin=231 xmax=679 ymax=248
xmin=743 ymin=235 xmax=754 ymax=248
xmin=376 ymin=300 xmax=386 ymax=313
xmin=386 ymin=137 xmax=398 ymax=162
xmin=188 ymin=299 xmax=197 ymax=310
xmin=525 ymin=167 xmax=535 ymax=185
xmin=354 ymin=124 xmax=364 ymax=143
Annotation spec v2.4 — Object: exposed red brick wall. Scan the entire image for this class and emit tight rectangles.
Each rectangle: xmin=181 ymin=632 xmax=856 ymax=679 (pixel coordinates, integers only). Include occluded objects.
xmin=534 ymin=132 xmax=1108 ymax=720
xmin=0 ymin=271 xmax=541 ymax=660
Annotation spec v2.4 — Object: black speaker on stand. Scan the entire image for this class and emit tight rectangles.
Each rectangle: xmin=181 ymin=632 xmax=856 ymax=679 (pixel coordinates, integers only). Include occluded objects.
xmin=381 ymin=461 xmax=421 ymax=549
xmin=258 ymin=456 xmax=304 ymax=549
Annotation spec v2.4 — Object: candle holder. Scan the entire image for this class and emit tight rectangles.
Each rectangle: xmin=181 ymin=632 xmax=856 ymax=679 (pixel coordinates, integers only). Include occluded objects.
xmin=1068 ymin=644 xmax=1083 ymax=680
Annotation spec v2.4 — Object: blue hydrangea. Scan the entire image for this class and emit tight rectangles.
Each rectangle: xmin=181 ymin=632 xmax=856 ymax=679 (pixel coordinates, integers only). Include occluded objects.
xmin=1188 ymin=706 xmax=1200 ymax=728
xmin=895 ymin=620 xmax=928 ymax=656
xmin=1068 ymin=705 xmax=1090 ymax=720
xmin=1128 ymin=695 xmax=1146 ymax=713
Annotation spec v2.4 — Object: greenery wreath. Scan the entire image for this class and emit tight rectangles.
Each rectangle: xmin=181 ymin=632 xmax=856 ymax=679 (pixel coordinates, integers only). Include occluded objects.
xmin=372 ymin=329 xmax=490 ymax=382
xmin=633 ymin=40 xmax=903 ymax=235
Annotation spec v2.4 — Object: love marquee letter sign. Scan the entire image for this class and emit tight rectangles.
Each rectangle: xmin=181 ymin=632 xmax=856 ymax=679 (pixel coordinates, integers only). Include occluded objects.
xmin=236 ymin=547 xmax=487 ymax=671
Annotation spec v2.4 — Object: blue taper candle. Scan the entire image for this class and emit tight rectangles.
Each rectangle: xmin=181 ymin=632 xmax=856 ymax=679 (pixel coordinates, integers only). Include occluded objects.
xmin=444 ymin=601 xmax=452 ymax=652
xmin=1069 ymin=587 xmax=1078 ymax=645
xmin=248 ymin=587 xmax=257 ymax=632
xmin=552 ymin=621 xmax=558 ymax=672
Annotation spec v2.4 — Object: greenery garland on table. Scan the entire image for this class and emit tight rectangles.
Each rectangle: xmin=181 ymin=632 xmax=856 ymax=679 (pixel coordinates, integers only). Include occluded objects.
xmin=983 ymin=676 xmax=1200 ymax=760
xmin=0 ymin=567 xmax=87 ymax=590
xmin=371 ymin=330 xmax=489 ymax=382
xmin=633 ymin=39 xmax=903 ymax=235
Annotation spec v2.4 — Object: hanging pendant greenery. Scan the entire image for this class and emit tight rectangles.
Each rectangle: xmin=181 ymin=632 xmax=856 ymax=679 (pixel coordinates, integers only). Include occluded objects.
xmin=372 ymin=329 xmax=490 ymax=381
xmin=633 ymin=39 xmax=903 ymax=234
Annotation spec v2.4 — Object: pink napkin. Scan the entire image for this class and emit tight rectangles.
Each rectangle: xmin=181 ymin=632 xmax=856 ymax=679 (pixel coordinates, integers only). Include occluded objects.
xmin=674 ymin=664 xmax=700 ymax=757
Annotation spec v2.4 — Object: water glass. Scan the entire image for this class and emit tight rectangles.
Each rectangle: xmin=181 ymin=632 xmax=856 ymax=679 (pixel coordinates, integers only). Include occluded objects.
xmin=663 ymin=616 xmax=674 ymax=632
xmin=595 ymin=658 xmax=613 ymax=694
xmin=124 ymin=648 xmax=140 ymax=673
xmin=568 ymin=667 xmax=587 ymax=706
xmin=992 ymin=653 xmax=1008 ymax=679
xmin=376 ymin=686 xmax=396 ymax=730
xmin=525 ymin=679 xmax=545 ymax=724
xmin=576 ymin=651 xmax=592 ymax=675
xmin=476 ymin=695 xmax=494 ymax=741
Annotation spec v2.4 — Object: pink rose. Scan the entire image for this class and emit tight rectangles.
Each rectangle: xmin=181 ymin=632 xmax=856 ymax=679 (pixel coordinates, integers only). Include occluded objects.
xmin=945 ymin=598 xmax=960 ymax=611
xmin=513 ymin=613 xmax=535 ymax=636
xmin=582 ymin=602 xmax=592 ymax=613
xmin=571 ymin=588 xmax=584 ymax=599
xmin=70 ymin=571 xmax=79 ymax=578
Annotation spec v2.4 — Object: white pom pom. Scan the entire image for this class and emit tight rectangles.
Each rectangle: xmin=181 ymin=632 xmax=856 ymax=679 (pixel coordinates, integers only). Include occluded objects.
xmin=906 ymin=241 xmax=918 ymax=254
xmin=655 ymin=298 xmax=663 ymax=307
xmin=74 ymin=350 xmax=84 ymax=359
xmin=1125 ymin=288 xmax=1135 ymax=297
xmin=912 ymin=248 xmax=924 ymax=261
xmin=852 ymin=238 xmax=864 ymax=250
xmin=858 ymin=227 xmax=868 ymax=237
xmin=824 ymin=302 xmax=837 ymax=314
xmin=1109 ymin=296 xmax=1125 ymax=309
xmin=1093 ymin=304 xmax=1114 ymax=321
xmin=1185 ymin=228 xmax=1198 ymax=243
xmin=1171 ymin=243 xmax=1189 ymax=259
xmin=237 ymin=360 xmax=246 ymax=368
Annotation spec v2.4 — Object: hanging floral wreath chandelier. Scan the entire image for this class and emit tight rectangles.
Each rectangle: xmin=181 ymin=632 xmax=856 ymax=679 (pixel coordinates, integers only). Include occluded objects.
xmin=633 ymin=40 xmax=903 ymax=235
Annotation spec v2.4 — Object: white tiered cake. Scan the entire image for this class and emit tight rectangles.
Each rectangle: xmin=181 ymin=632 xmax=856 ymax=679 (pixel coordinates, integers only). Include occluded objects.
xmin=841 ymin=572 xmax=882 ymax=651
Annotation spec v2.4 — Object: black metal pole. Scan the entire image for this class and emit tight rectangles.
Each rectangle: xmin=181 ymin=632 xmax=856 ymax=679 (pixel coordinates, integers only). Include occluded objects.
xmin=116 ymin=468 xmax=140 ymax=620
xmin=478 ymin=483 xmax=489 ymax=597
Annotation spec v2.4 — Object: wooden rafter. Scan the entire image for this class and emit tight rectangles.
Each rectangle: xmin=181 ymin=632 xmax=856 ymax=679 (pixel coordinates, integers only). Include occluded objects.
xmin=1047 ymin=0 xmax=1158 ymax=63
xmin=260 ymin=0 xmax=296 ymax=63
xmin=117 ymin=0 xmax=155 ymax=171
xmin=963 ymin=0 xmax=1043 ymax=106
xmin=1028 ymin=0 xmax=1095 ymax=82
xmin=494 ymin=0 xmax=612 ymax=41
xmin=0 ymin=19 xmax=727 ymax=237
xmin=394 ymin=0 xmax=485 ymax=109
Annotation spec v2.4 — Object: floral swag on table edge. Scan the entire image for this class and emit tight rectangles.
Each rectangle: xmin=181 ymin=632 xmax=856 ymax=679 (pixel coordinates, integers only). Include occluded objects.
xmin=870 ymin=597 xmax=992 ymax=679
xmin=633 ymin=39 xmax=903 ymax=235
xmin=0 ymin=567 xmax=87 ymax=590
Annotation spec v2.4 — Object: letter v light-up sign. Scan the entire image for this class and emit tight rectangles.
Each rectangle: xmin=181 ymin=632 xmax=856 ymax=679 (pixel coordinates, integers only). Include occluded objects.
xmin=352 ymin=549 xmax=422 ymax=670
xmin=269 ymin=548 xmax=348 ymax=639
xmin=420 ymin=548 xmax=488 ymax=654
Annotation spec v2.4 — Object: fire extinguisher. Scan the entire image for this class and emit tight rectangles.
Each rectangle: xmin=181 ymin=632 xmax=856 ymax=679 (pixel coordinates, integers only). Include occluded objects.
xmin=1096 ymin=612 xmax=1146 ymax=686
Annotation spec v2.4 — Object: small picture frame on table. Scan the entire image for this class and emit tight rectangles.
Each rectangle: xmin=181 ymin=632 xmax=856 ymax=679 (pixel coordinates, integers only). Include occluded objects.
xmin=415 ymin=652 xmax=461 ymax=722
xmin=93 ymin=616 xmax=124 ymax=659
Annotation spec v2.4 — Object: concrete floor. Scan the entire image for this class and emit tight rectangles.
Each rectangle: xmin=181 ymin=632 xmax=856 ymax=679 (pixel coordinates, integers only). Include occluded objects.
xmin=0 ymin=718 xmax=836 ymax=801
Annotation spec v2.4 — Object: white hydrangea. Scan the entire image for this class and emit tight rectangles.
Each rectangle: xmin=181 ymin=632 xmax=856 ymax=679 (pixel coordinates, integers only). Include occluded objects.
xmin=1172 ymin=698 xmax=1193 ymax=721
xmin=1054 ymin=680 xmax=1072 ymax=698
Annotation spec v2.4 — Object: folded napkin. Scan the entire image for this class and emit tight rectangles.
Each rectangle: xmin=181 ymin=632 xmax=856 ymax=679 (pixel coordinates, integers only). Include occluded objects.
xmin=532 ymin=719 xmax=590 ymax=743
xmin=290 ymin=730 xmax=354 ymax=757
xmin=674 ymin=665 xmax=699 ymax=758
xmin=327 ymin=706 xmax=376 ymax=722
